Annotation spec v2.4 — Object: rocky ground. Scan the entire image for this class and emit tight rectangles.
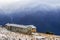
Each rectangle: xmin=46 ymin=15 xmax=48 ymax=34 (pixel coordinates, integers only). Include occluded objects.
xmin=0 ymin=27 xmax=60 ymax=40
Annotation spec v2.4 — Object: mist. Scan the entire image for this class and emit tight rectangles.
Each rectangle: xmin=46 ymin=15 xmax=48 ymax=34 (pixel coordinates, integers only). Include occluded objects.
xmin=0 ymin=0 xmax=60 ymax=14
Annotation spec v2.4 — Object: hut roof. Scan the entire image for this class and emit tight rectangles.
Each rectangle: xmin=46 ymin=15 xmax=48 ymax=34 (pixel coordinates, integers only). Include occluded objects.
xmin=5 ymin=23 xmax=36 ymax=28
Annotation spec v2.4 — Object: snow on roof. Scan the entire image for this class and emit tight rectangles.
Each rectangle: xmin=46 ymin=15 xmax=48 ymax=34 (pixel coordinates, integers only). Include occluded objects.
xmin=35 ymin=36 xmax=45 ymax=38
xmin=5 ymin=23 xmax=36 ymax=28
xmin=26 ymin=25 xmax=36 ymax=28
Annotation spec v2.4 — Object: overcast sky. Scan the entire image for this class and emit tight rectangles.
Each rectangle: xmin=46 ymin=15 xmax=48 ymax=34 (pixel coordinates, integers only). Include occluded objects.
xmin=0 ymin=0 xmax=60 ymax=14
xmin=0 ymin=0 xmax=60 ymax=6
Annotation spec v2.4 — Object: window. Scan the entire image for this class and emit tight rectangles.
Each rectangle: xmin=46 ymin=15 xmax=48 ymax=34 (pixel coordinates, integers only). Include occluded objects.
xmin=19 ymin=38 xmax=21 ymax=40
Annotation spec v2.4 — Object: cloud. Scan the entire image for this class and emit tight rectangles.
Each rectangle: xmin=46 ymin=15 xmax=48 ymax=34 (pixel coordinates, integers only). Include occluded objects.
xmin=0 ymin=0 xmax=60 ymax=14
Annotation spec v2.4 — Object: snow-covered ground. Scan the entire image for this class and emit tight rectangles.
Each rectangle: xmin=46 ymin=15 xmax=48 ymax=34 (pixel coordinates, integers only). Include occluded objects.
xmin=0 ymin=27 xmax=60 ymax=40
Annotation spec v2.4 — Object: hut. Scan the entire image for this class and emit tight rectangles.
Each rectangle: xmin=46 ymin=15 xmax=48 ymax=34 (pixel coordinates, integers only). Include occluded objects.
xmin=5 ymin=23 xmax=36 ymax=34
